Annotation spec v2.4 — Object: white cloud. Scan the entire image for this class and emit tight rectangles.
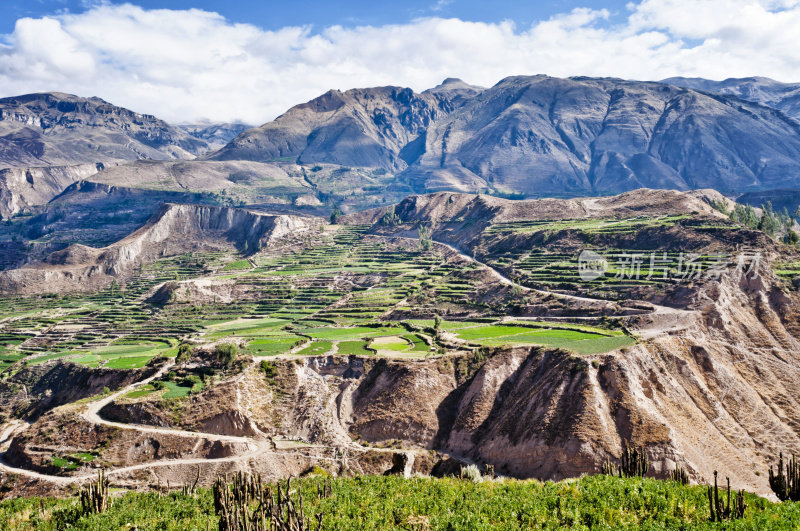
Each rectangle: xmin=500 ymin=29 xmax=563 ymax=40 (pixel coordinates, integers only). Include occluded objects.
xmin=1 ymin=1 xmax=800 ymax=124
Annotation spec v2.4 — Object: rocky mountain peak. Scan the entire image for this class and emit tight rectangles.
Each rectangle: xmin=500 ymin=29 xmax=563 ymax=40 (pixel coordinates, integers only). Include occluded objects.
xmin=0 ymin=92 xmax=209 ymax=167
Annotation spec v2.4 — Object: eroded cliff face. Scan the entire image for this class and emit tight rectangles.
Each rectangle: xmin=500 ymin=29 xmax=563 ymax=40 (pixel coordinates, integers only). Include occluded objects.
xmin=0 ymin=204 xmax=322 ymax=294
xmin=437 ymin=271 xmax=800 ymax=494
xmin=0 ymin=163 xmax=104 ymax=219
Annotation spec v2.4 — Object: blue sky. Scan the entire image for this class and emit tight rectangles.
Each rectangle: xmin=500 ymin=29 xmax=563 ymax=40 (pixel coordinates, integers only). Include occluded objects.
xmin=1 ymin=0 xmax=797 ymax=123
xmin=2 ymin=0 xmax=627 ymax=34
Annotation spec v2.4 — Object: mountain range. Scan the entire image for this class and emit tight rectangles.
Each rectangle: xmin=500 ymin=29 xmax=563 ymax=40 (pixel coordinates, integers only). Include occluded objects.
xmin=4 ymin=74 xmax=800 ymax=222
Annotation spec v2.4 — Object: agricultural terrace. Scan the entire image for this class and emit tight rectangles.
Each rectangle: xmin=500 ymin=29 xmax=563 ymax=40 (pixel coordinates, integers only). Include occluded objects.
xmin=0 ymin=225 xmax=635 ymax=372
xmin=484 ymin=215 xmax=757 ymax=300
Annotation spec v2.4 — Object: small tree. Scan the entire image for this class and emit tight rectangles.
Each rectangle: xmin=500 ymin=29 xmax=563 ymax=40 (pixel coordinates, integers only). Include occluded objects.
xmin=418 ymin=224 xmax=433 ymax=251
xmin=759 ymin=202 xmax=781 ymax=237
xmin=176 ymin=343 xmax=193 ymax=364
xmin=378 ymin=205 xmax=401 ymax=227
xmin=215 ymin=343 xmax=239 ymax=367
xmin=330 ymin=204 xmax=343 ymax=224
xmin=260 ymin=360 xmax=277 ymax=378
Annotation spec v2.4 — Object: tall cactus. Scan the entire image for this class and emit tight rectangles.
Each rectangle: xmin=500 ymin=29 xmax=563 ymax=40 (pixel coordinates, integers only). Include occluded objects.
xmin=619 ymin=443 xmax=649 ymax=478
xmin=671 ymin=464 xmax=689 ymax=485
xmin=769 ymin=452 xmax=800 ymax=501
xmin=79 ymin=469 xmax=110 ymax=515
xmin=708 ymin=471 xmax=746 ymax=521
xmin=212 ymin=472 xmax=324 ymax=531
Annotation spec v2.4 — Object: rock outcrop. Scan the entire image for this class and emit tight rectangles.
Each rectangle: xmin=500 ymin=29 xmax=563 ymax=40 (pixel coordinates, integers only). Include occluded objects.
xmin=0 ymin=163 xmax=104 ymax=218
xmin=0 ymin=203 xmax=322 ymax=294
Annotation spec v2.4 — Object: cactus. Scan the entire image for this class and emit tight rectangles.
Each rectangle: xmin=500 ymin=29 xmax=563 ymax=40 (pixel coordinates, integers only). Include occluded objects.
xmin=182 ymin=466 xmax=201 ymax=497
xmin=316 ymin=477 xmax=332 ymax=500
xmin=671 ymin=465 xmax=689 ymax=485
xmin=79 ymin=469 xmax=110 ymax=515
xmin=707 ymin=471 xmax=746 ymax=522
xmin=769 ymin=452 xmax=800 ymax=501
xmin=212 ymin=472 xmax=324 ymax=530
xmin=619 ymin=443 xmax=648 ymax=478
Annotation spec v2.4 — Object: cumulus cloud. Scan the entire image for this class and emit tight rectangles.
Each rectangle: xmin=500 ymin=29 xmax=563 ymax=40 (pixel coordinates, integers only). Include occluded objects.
xmin=1 ymin=0 xmax=799 ymax=123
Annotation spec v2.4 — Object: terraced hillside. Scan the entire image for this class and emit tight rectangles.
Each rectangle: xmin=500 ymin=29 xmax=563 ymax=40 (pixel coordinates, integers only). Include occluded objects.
xmin=0 ymin=190 xmax=798 ymax=506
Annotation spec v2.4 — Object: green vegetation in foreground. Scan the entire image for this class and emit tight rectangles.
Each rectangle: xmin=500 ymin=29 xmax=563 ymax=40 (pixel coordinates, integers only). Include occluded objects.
xmin=1 ymin=474 xmax=799 ymax=529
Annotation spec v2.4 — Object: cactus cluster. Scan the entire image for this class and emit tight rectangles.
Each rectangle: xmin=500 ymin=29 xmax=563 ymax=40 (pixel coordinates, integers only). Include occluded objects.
xmin=316 ymin=477 xmax=332 ymax=501
xmin=707 ymin=471 xmax=746 ymax=522
xmin=671 ymin=465 xmax=689 ymax=485
xmin=79 ymin=470 xmax=110 ymax=515
xmin=619 ymin=443 xmax=649 ymax=478
xmin=212 ymin=472 xmax=323 ymax=531
xmin=769 ymin=452 xmax=800 ymax=501
xmin=181 ymin=466 xmax=201 ymax=497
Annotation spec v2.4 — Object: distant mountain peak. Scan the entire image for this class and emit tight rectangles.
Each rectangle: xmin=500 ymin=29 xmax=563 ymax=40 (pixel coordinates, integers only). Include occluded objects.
xmin=0 ymin=92 xmax=208 ymax=167
xmin=425 ymin=78 xmax=484 ymax=96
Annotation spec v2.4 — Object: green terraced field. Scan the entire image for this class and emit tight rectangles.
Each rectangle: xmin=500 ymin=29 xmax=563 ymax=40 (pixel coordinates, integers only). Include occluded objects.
xmin=371 ymin=335 xmax=413 ymax=351
xmin=486 ymin=215 xmax=689 ymax=235
xmin=221 ymin=259 xmax=253 ymax=271
xmin=297 ymin=326 xmax=398 ymax=341
xmin=490 ymin=248 xmax=733 ymax=300
xmin=104 ymin=355 xmax=154 ymax=369
xmin=205 ymin=318 xmax=290 ymax=339
xmin=336 ymin=340 xmax=374 ymax=355
xmin=124 ymin=384 xmax=156 ymax=399
xmin=295 ymin=341 xmax=333 ymax=356
xmin=162 ymin=381 xmax=192 ymax=399
xmin=245 ymin=336 xmax=304 ymax=356
xmin=451 ymin=323 xmax=635 ymax=355
xmin=776 ymin=261 xmax=800 ymax=282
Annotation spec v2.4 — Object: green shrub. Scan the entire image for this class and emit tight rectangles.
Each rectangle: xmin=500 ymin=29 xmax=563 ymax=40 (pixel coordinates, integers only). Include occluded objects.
xmin=260 ymin=360 xmax=277 ymax=378
xmin=214 ymin=342 xmax=239 ymax=366
xmin=176 ymin=343 xmax=193 ymax=363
